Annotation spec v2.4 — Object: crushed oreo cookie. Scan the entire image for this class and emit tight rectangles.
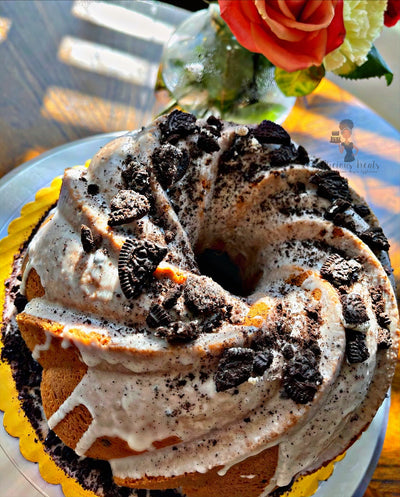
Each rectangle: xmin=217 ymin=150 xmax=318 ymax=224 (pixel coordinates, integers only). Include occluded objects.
xmin=108 ymin=190 xmax=150 ymax=226
xmin=14 ymin=292 xmax=28 ymax=313
xmin=296 ymin=145 xmax=309 ymax=165
xmin=87 ymin=183 xmax=99 ymax=195
xmin=310 ymin=170 xmax=351 ymax=201
xmin=152 ymin=144 xmax=188 ymax=189
xmin=282 ymin=351 xmax=322 ymax=404
xmin=163 ymin=288 xmax=182 ymax=310
xmin=253 ymin=351 xmax=273 ymax=376
xmin=360 ymin=227 xmax=390 ymax=252
xmin=353 ymin=204 xmax=371 ymax=218
xmin=377 ymin=327 xmax=392 ymax=350
xmin=324 ymin=199 xmax=351 ymax=220
xmin=118 ymin=238 xmax=167 ymax=298
xmin=183 ymin=276 xmax=228 ymax=317
xmin=206 ymin=115 xmax=223 ymax=131
xmin=340 ymin=294 xmax=369 ymax=325
xmin=215 ymin=347 xmax=255 ymax=392
xmin=80 ymin=224 xmax=98 ymax=253
xmin=345 ymin=329 xmax=370 ymax=363
xmin=146 ymin=304 xmax=171 ymax=328
xmin=320 ymin=254 xmax=361 ymax=287
xmin=197 ymin=131 xmax=220 ymax=153
xmin=251 ymin=120 xmax=291 ymax=146
xmin=121 ymin=158 xmax=150 ymax=193
xmin=160 ymin=110 xmax=198 ymax=144
xmin=155 ymin=321 xmax=199 ymax=344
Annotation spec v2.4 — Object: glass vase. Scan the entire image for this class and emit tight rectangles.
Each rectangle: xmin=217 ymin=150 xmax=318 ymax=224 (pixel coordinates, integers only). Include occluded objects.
xmin=158 ymin=4 xmax=296 ymax=125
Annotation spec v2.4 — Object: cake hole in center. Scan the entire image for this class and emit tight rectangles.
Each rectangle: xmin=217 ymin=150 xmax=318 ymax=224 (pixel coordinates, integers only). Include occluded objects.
xmin=196 ymin=249 xmax=260 ymax=297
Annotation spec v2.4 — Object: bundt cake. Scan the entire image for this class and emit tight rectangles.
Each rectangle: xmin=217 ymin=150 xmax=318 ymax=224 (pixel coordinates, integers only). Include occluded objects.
xmin=7 ymin=112 xmax=400 ymax=496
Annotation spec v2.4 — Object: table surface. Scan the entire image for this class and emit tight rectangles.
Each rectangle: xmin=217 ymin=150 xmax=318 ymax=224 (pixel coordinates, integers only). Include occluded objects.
xmin=0 ymin=1 xmax=399 ymax=497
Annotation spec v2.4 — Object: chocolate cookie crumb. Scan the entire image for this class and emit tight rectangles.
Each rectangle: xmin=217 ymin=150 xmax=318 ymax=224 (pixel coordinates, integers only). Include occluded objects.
xmin=160 ymin=110 xmax=198 ymax=144
xmin=80 ymin=224 xmax=97 ymax=253
xmin=183 ymin=276 xmax=227 ymax=316
xmin=360 ymin=227 xmax=390 ymax=252
xmin=310 ymin=170 xmax=351 ymax=201
xmin=163 ymin=288 xmax=182 ymax=309
xmin=146 ymin=304 xmax=171 ymax=328
xmin=152 ymin=144 xmax=188 ymax=189
xmin=320 ymin=254 xmax=361 ymax=287
xmin=282 ymin=344 xmax=294 ymax=359
xmin=345 ymin=329 xmax=370 ymax=363
xmin=108 ymin=190 xmax=150 ymax=226
xmin=252 ymin=120 xmax=291 ymax=146
xmin=283 ymin=351 xmax=322 ymax=404
xmin=296 ymin=145 xmax=309 ymax=165
xmin=87 ymin=183 xmax=99 ymax=195
xmin=121 ymin=158 xmax=150 ymax=193
xmin=324 ymin=199 xmax=351 ymax=220
xmin=353 ymin=204 xmax=371 ymax=218
xmin=253 ymin=351 xmax=273 ymax=376
xmin=377 ymin=327 xmax=392 ymax=350
xmin=14 ymin=292 xmax=28 ymax=313
xmin=118 ymin=239 xmax=167 ymax=299
xmin=215 ymin=347 xmax=255 ymax=392
xmin=197 ymin=132 xmax=220 ymax=153
xmin=206 ymin=115 xmax=223 ymax=131
xmin=340 ymin=294 xmax=369 ymax=325
xmin=156 ymin=321 xmax=199 ymax=344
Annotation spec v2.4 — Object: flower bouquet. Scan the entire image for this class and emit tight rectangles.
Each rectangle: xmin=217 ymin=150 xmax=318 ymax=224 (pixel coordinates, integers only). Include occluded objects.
xmin=158 ymin=0 xmax=400 ymax=123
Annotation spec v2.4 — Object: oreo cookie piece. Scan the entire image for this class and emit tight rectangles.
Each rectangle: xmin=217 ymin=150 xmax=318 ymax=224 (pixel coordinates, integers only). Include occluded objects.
xmin=197 ymin=131 xmax=220 ymax=153
xmin=354 ymin=204 xmax=371 ymax=218
xmin=183 ymin=276 xmax=227 ymax=317
xmin=283 ymin=351 xmax=322 ymax=404
xmin=320 ymin=254 xmax=361 ymax=287
xmin=14 ymin=292 xmax=28 ymax=313
xmin=108 ymin=190 xmax=150 ymax=227
xmin=160 ymin=110 xmax=198 ymax=144
xmin=206 ymin=115 xmax=223 ymax=131
xmin=118 ymin=238 xmax=167 ymax=299
xmin=215 ymin=347 xmax=255 ymax=392
xmin=253 ymin=351 xmax=273 ymax=376
xmin=163 ymin=288 xmax=182 ymax=310
xmin=296 ymin=145 xmax=309 ymax=165
xmin=360 ymin=227 xmax=390 ymax=252
xmin=310 ymin=170 xmax=351 ymax=201
xmin=156 ymin=321 xmax=199 ymax=344
xmin=377 ymin=327 xmax=392 ymax=350
xmin=340 ymin=294 xmax=369 ymax=325
xmin=152 ymin=144 xmax=188 ymax=189
xmin=324 ymin=199 xmax=351 ymax=220
xmin=345 ymin=329 xmax=370 ymax=363
xmin=87 ymin=183 xmax=99 ymax=195
xmin=80 ymin=224 xmax=97 ymax=253
xmin=252 ymin=120 xmax=291 ymax=146
xmin=121 ymin=158 xmax=150 ymax=193
xmin=146 ymin=304 xmax=171 ymax=328
xmin=268 ymin=145 xmax=297 ymax=168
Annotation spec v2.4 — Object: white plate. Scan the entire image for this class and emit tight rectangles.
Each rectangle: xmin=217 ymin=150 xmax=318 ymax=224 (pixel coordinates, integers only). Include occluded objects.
xmin=0 ymin=133 xmax=391 ymax=497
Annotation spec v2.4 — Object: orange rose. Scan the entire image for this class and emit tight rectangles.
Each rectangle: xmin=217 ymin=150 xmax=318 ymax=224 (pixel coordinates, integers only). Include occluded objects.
xmin=218 ymin=0 xmax=346 ymax=72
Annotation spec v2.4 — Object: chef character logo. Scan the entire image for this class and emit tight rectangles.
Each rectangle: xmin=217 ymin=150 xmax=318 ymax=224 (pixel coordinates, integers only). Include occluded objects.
xmin=330 ymin=119 xmax=359 ymax=162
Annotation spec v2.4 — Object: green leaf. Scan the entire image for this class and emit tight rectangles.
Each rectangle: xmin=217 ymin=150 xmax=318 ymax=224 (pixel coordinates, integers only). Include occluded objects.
xmin=339 ymin=45 xmax=393 ymax=85
xmin=275 ymin=65 xmax=325 ymax=97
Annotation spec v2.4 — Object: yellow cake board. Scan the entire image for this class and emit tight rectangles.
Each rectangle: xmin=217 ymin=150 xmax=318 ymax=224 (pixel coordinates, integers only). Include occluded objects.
xmin=0 ymin=167 xmax=343 ymax=497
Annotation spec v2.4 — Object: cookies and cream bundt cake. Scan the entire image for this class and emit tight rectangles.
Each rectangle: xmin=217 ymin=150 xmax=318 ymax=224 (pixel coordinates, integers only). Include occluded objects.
xmin=5 ymin=112 xmax=399 ymax=497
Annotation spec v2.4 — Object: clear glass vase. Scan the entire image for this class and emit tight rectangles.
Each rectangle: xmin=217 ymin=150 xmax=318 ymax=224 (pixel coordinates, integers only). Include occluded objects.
xmin=158 ymin=4 xmax=296 ymax=125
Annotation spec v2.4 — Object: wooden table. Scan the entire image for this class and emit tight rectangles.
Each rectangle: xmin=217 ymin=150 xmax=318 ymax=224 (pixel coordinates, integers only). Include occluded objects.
xmin=0 ymin=2 xmax=399 ymax=497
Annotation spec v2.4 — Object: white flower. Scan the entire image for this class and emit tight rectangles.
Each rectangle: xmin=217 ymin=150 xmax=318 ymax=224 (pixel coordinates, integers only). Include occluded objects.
xmin=324 ymin=0 xmax=387 ymax=74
